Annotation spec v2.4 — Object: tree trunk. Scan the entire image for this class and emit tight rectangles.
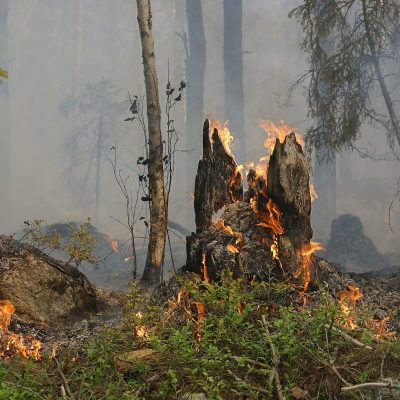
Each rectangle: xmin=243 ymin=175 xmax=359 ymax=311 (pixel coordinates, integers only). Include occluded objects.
xmin=361 ymin=0 xmax=400 ymax=148
xmin=185 ymin=0 xmax=206 ymax=229
xmin=223 ymin=0 xmax=245 ymax=161
xmin=0 ymin=0 xmax=9 ymax=210
xmin=136 ymin=0 xmax=167 ymax=287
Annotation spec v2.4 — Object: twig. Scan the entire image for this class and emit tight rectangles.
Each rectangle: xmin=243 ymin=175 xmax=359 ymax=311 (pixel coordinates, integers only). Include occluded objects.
xmin=227 ymin=369 xmax=271 ymax=395
xmin=324 ymin=324 xmax=373 ymax=350
xmin=229 ymin=355 xmax=269 ymax=369
xmin=4 ymin=381 xmax=46 ymax=400
xmin=342 ymin=380 xmax=400 ymax=392
xmin=261 ymin=315 xmax=286 ymax=400
xmin=61 ymin=385 xmax=67 ymax=399
xmin=54 ymin=357 xmax=75 ymax=400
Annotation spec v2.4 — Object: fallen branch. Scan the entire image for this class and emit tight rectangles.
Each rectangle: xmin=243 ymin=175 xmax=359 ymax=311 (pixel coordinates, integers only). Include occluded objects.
xmin=324 ymin=324 xmax=373 ymax=350
xmin=261 ymin=315 xmax=286 ymax=400
xmin=342 ymin=380 xmax=400 ymax=392
xmin=54 ymin=357 xmax=75 ymax=400
xmin=227 ymin=369 xmax=271 ymax=395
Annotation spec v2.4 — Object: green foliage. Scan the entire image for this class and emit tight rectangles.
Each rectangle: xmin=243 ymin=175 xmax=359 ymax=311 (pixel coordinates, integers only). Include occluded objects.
xmin=290 ymin=0 xmax=400 ymax=157
xmin=0 ymin=68 xmax=7 ymax=85
xmin=21 ymin=218 xmax=98 ymax=267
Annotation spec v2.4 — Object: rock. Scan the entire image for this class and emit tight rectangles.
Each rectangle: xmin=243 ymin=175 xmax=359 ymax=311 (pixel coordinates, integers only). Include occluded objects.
xmin=114 ymin=348 xmax=157 ymax=373
xmin=325 ymin=214 xmax=391 ymax=273
xmin=0 ymin=238 xmax=97 ymax=324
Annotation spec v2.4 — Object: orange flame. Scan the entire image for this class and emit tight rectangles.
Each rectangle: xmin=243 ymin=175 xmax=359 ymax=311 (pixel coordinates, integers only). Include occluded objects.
xmin=310 ymin=184 xmax=318 ymax=202
xmin=338 ymin=285 xmax=363 ymax=330
xmin=209 ymin=118 xmax=234 ymax=158
xmin=214 ymin=219 xmax=243 ymax=245
xmin=257 ymin=199 xmax=284 ymax=236
xmin=297 ymin=242 xmax=324 ymax=294
xmin=134 ymin=311 xmax=149 ymax=338
xmin=227 ymin=244 xmax=239 ymax=253
xmin=258 ymin=119 xmax=304 ymax=159
xmin=0 ymin=300 xmax=42 ymax=360
xmin=105 ymin=235 xmax=119 ymax=252
xmin=200 ymin=254 xmax=210 ymax=283
xmin=366 ymin=316 xmax=396 ymax=340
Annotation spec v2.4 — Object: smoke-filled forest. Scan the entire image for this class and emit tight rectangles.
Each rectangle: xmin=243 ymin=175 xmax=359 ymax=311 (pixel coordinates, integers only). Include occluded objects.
xmin=1 ymin=1 xmax=400 ymax=399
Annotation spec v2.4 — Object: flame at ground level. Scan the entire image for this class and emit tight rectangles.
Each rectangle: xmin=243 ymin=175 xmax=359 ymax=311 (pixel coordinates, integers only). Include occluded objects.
xmin=0 ymin=300 xmax=42 ymax=360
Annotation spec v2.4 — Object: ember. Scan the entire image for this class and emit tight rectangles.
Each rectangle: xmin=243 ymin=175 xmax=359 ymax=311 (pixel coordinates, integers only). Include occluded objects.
xmin=0 ymin=300 xmax=42 ymax=360
xmin=105 ymin=234 xmax=119 ymax=252
xmin=338 ymin=284 xmax=363 ymax=330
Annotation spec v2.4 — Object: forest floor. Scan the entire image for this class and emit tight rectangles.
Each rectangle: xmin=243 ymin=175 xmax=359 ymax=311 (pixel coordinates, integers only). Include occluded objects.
xmin=2 ymin=265 xmax=400 ymax=400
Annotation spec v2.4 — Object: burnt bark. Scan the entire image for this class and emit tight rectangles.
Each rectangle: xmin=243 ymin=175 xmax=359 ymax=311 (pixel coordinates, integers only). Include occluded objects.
xmin=194 ymin=119 xmax=243 ymax=233
xmin=267 ymin=133 xmax=313 ymax=270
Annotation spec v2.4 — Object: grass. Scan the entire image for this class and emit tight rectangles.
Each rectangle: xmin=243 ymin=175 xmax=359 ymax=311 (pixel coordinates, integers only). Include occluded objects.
xmin=1 ymin=272 xmax=400 ymax=399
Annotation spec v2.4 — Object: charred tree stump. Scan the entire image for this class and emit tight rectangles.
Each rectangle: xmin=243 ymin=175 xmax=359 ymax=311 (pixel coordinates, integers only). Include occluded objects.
xmin=194 ymin=119 xmax=243 ymax=233
xmin=267 ymin=132 xmax=313 ymax=272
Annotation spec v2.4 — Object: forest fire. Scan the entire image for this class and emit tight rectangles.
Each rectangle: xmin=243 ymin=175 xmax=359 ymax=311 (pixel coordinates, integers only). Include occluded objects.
xmin=367 ymin=316 xmax=396 ymax=340
xmin=338 ymin=285 xmax=363 ymax=330
xmin=297 ymin=242 xmax=324 ymax=293
xmin=0 ymin=300 xmax=42 ymax=360
xmin=105 ymin=235 xmax=119 ymax=252
xmin=200 ymin=253 xmax=210 ymax=283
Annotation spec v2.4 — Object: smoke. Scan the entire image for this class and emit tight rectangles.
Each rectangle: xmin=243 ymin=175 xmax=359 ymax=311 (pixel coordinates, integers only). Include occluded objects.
xmin=0 ymin=0 xmax=398 ymax=269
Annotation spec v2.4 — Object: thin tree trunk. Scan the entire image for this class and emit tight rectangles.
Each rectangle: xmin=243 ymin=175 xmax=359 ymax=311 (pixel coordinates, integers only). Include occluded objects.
xmin=185 ymin=0 xmax=205 ymax=228
xmin=361 ymin=0 xmax=400 ymax=148
xmin=136 ymin=0 xmax=167 ymax=287
xmin=312 ymin=0 xmax=337 ymax=244
xmin=0 ymin=0 xmax=9 ymax=210
xmin=223 ymin=0 xmax=245 ymax=160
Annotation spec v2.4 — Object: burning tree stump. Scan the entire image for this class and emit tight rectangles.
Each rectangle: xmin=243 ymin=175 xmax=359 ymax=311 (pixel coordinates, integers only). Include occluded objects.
xmin=267 ymin=132 xmax=313 ymax=272
xmin=186 ymin=121 xmax=315 ymax=286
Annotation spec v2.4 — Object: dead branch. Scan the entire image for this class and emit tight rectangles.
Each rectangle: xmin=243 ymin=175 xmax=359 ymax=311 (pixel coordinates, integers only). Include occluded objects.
xmin=324 ymin=324 xmax=373 ymax=350
xmin=54 ymin=357 xmax=75 ymax=400
xmin=261 ymin=315 xmax=286 ymax=400
xmin=341 ymin=380 xmax=400 ymax=392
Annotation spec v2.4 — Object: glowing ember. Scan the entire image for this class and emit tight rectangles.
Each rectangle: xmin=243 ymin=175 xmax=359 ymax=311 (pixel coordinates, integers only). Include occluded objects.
xmin=134 ymin=311 xmax=149 ymax=338
xmin=214 ymin=219 xmax=243 ymax=245
xmin=105 ymin=235 xmax=119 ymax=252
xmin=0 ymin=300 xmax=42 ymax=360
xmin=227 ymin=244 xmax=239 ymax=253
xmin=209 ymin=118 xmax=234 ymax=158
xmin=338 ymin=284 xmax=363 ymax=330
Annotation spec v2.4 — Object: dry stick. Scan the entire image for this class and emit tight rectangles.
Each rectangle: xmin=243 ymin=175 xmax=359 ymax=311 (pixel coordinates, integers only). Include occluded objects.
xmin=54 ymin=357 xmax=75 ymax=400
xmin=261 ymin=315 xmax=286 ymax=400
xmin=227 ymin=370 xmax=271 ymax=395
xmin=324 ymin=324 xmax=373 ymax=350
xmin=342 ymin=381 xmax=400 ymax=392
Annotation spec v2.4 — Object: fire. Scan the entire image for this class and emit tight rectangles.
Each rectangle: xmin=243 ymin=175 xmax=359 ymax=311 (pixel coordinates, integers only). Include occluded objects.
xmin=338 ymin=284 xmax=363 ymax=330
xmin=366 ymin=316 xmax=396 ymax=340
xmin=209 ymin=118 xmax=234 ymax=158
xmin=200 ymin=254 xmax=210 ymax=283
xmin=310 ymin=184 xmax=318 ymax=202
xmin=257 ymin=199 xmax=284 ymax=236
xmin=227 ymin=244 xmax=239 ymax=253
xmin=297 ymin=242 xmax=324 ymax=294
xmin=0 ymin=300 xmax=42 ymax=360
xmin=258 ymin=119 xmax=304 ymax=158
xmin=214 ymin=219 xmax=243 ymax=246
xmin=105 ymin=235 xmax=119 ymax=252
xmin=134 ymin=311 xmax=149 ymax=338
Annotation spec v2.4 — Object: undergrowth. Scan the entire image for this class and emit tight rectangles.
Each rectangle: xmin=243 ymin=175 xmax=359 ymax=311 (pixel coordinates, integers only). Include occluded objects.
xmin=1 ymin=272 xmax=400 ymax=399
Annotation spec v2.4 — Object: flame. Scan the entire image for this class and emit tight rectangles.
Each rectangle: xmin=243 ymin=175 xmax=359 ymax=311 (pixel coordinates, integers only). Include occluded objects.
xmin=297 ymin=242 xmax=324 ymax=294
xmin=209 ymin=118 xmax=234 ymax=158
xmin=214 ymin=219 xmax=243 ymax=245
xmin=258 ymin=120 xmax=304 ymax=159
xmin=227 ymin=244 xmax=239 ymax=253
xmin=366 ymin=316 xmax=396 ymax=340
xmin=338 ymin=284 xmax=363 ymax=330
xmin=257 ymin=199 xmax=284 ymax=236
xmin=0 ymin=300 xmax=42 ymax=360
xmin=310 ymin=184 xmax=318 ymax=202
xmin=134 ymin=311 xmax=149 ymax=338
xmin=105 ymin=235 xmax=119 ymax=252
xmin=200 ymin=254 xmax=210 ymax=283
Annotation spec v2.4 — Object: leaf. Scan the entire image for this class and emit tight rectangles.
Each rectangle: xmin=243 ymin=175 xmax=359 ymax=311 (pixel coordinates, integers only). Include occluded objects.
xmin=124 ymin=117 xmax=135 ymax=122
xmin=141 ymin=196 xmax=152 ymax=202
xmin=174 ymin=94 xmax=182 ymax=102
xmin=0 ymin=69 xmax=8 ymax=79
xmin=137 ymin=156 xmax=144 ymax=164
xmin=144 ymin=221 xmax=149 ymax=228
xmin=179 ymin=80 xmax=186 ymax=89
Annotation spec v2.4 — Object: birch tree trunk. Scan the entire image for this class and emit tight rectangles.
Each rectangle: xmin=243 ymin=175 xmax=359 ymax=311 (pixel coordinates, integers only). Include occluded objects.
xmin=136 ymin=0 xmax=167 ymax=287
xmin=0 ymin=0 xmax=9 ymax=209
